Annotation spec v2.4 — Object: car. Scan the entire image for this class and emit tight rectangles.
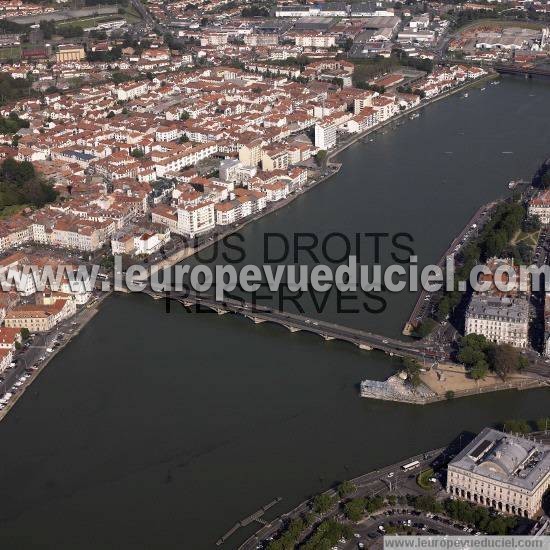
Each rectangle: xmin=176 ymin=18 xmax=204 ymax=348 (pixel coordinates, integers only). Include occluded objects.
xmin=354 ymin=534 xmax=361 ymax=539
xmin=387 ymin=472 xmax=394 ymax=478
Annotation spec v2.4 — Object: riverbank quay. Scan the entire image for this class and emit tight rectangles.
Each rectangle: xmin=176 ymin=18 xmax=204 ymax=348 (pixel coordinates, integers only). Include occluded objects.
xmin=359 ymin=370 xmax=549 ymax=405
xmin=146 ymin=73 xmax=497 ymax=277
xmin=402 ymin=199 xmax=501 ymax=336
xmin=327 ymin=71 xmax=498 ymax=164
xmin=237 ymin=447 xmax=447 ymax=550
xmin=239 ymin=430 xmax=550 ymax=549
xmin=0 ymin=291 xmax=111 ymax=422
xmin=147 ymin=161 xmax=343 ymax=277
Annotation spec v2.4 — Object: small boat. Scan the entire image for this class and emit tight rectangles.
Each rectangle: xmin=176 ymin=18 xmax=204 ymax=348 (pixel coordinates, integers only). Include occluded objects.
xmin=463 ymin=93 xmax=469 ymax=98
xmin=410 ymin=113 xmax=420 ymax=119
xmin=480 ymin=87 xmax=486 ymax=91
xmin=502 ymin=151 xmax=513 ymax=154
xmin=509 ymin=180 xmax=519 ymax=189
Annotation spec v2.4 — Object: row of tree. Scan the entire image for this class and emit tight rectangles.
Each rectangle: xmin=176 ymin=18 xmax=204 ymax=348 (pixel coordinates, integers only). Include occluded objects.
xmin=435 ymin=199 xmax=529 ymax=321
xmin=457 ymin=333 xmax=528 ymax=380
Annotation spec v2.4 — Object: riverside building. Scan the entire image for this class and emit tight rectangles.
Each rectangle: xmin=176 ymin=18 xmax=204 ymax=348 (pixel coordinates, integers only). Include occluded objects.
xmin=447 ymin=427 xmax=550 ymax=519
xmin=464 ymin=294 xmax=529 ymax=348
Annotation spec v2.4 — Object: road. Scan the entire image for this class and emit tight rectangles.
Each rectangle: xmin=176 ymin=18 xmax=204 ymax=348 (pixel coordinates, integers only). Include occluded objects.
xmin=159 ymin=289 xmax=434 ymax=360
xmin=0 ymin=294 xmax=105 ymax=413
xmin=239 ymin=448 xmax=448 ymax=550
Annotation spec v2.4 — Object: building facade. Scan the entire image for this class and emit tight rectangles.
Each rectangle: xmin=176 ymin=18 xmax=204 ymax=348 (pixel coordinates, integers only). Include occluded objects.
xmin=465 ymin=294 xmax=529 ymax=348
xmin=447 ymin=427 xmax=550 ymax=519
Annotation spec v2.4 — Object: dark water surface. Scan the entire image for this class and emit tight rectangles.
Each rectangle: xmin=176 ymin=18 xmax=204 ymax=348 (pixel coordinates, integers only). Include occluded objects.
xmin=0 ymin=77 xmax=549 ymax=550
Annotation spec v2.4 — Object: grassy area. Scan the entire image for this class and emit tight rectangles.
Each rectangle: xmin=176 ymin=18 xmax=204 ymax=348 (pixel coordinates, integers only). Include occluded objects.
xmin=352 ymin=58 xmax=400 ymax=82
xmin=0 ymin=46 xmax=22 ymax=61
xmin=122 ymin=6 xmax=142 ymax=23
xmin=511 ymin=229 xmax=539 ymax=247
xmin=417 ymin=468 xmax=435 ymax=490
xmin=454 ymin=18 xmax=547 ymax=35
xmin=0 ymin=204 xmax=29 ymax=219
xmin=56 ymin=14 xmax=127 ymax=29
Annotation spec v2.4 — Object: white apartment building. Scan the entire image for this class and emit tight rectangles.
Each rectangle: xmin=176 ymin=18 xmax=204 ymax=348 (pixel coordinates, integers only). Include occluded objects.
xmin=447 ymin=427 xmax=550 ymax=519
xmin=200 ymin=32 xmax=228 ymax=46
xmin=177 ymin=202 xmax=215 ymax=238
xmin=354 ymin=91 xmax=378 ymax=114
xmin=294 ymin=33 xmax=336 ymax=48
xmin=154 ymin=144 xmax=218 ymax=178
xmin=314 ymin=120 xmax=337 ymax=150
xmin=244 ymin=34 xmax=279 ymax=47
xmin=465 ymin=294 xmax=529 ymax=348
xmin=117 ymin=81 xmax=149 ymax=102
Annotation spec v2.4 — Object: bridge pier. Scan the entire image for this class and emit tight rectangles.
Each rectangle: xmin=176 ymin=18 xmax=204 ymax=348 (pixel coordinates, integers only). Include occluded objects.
xmin=284 ymin=325 xmax=301 ymax=333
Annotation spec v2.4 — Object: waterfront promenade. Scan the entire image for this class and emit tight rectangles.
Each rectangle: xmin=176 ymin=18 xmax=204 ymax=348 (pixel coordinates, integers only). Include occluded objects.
xmin=402 ymin=199 xmax=500 ymax=336
xmin=236 ymin=446 xmax=446 ymax=549
xmin=147 ymin=73 xmax=497 ymax=279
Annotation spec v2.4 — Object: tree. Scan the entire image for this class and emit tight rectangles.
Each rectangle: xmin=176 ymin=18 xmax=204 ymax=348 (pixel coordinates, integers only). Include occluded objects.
xmin=312 ymin=493 xmax=335 ymax=514
xmin=445 ymin=390 xmax=455 ymax=400
xmin=470 ymin=359 xmax=489 ymax=380
xmin=488 ymin=344 xmax=522 ymax=380
xmin=522 ymin=215 xmax=540 ymax=233
xmin=315 ymin=150 xmax=327 ymax=167
xmin=20 ymin=327 xmax=30 ymax=340
xmin=502 ymin=419 xmax=531 ymax=434
xmin=337 ymin=480 xmax=355 ymax=498
xmin=364 ymin=495 xmax=384 ymax=513
xmin=536 ymin=417 xmax=550 ymax=431
xmin=402 ymin=357 xmax=421 ymax=387
xmin=344 ymin=498 xmax=365 ymax=522
xmin=180 ymin=111 xmax=190 ymax=120
xmin=130 ymin=148 xmax=144 ymax=158
xmin=458 ymin=346 xmax=485 ymax=367
xmin=413 ymin=318 xmax=436 ymax=338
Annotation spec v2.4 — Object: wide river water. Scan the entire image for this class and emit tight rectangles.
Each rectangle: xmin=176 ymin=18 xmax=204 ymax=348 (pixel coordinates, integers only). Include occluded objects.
xmin=0 ymin=77 xmax=549 ymax=550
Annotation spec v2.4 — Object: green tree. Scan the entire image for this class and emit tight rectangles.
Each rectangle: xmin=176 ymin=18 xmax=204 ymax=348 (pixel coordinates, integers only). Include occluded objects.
xmin=471 ymin=359 xmax=489 ymax=380
xmin=344 ymin=498 xmax=365 ymax=522
xmin=20 ymin=327 xmax=30 ymax=340
xmin=315 ymin=150 xmax=327 ymax=167
xmin=536 ymin=417 xmax=550 ymax=431
xmin=312 ymin=493 xmax=335 ymax=514
xmin=402 ymin=357 xmax=421 ymax=387
xmin=337 ymin=480 xmax=355 ymax=498
xmin=488 ymin=344 xmax=522 ymax=380
xmin=502 ymin=419 xmax=531 ymax=434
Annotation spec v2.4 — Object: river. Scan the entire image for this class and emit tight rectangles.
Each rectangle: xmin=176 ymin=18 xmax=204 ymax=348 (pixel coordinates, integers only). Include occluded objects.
xmin=0 ymin=77 xmax=549 ymax=550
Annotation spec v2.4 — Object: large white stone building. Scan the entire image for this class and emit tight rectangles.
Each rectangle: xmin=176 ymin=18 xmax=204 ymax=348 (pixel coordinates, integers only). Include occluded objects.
xmin=447 ymin=427 xmax=550 ymax=519
xmin=464 ymin=294 xmax=529 ymax=348
xmin=528 ymin=189 xmax=550 ymax=225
